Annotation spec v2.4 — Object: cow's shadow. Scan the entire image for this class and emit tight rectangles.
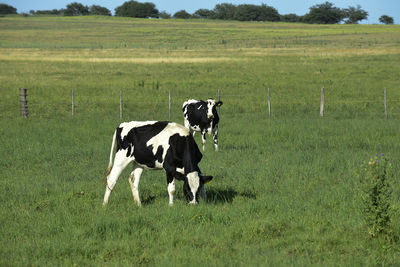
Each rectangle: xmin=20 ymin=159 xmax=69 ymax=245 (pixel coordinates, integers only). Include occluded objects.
xmin=139 ymin=187 xmax=256 ymax=205
xmin=205 ymin=187 xmax=256 ymax=204
xmin=141 ymin=195 xmax=156 ymax=205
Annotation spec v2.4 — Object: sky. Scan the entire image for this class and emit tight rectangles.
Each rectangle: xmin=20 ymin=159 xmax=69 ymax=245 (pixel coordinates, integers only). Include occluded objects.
xmin=4 ymin=0 xmax=400 ymax=24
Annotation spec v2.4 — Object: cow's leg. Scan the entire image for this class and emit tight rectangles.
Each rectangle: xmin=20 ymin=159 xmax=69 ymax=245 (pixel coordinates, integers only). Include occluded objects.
xmin=103 ymin=151 xmax=132 ymax=205
xmin=212 ymin=125 xmax=219 ymax=151
xmin=166 ymin=172 xmax=175 ymax=206
xmin=128 ymin=167 xmax=143 ymax=207
xmin=200 ymin=183 xmax=206 ymax=199
xmin=201 ymin=130 xmax=206 ymax=151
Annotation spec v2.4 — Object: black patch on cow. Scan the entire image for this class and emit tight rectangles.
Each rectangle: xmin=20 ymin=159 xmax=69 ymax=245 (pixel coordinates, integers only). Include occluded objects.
xmin=116 ymin=121 xmax=169 ymax=168
xmin=164 ymin=133 xmax=202 ymax=176
xmin=155 ymin=145 xmax=164 ymax=165
xmin=211 ymin=105 xmax=220 ymax=125
xmin=165 ymin=133 xmax=204 ymax=202
xmin=183 ymin=101 xmax=212 ymax=130
xmin=126 ymin=145 xmax=132 ymax=158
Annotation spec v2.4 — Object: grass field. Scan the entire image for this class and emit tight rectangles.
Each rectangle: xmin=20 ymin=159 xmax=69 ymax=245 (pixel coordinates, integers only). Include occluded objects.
xmin=1 ymin=16 xmax=400 ymax=265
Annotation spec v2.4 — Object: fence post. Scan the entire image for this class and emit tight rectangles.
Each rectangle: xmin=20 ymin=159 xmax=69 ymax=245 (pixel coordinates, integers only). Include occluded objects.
xmin=120 ymin=90 xmax=123 ymax=119
xmin=267 ymin=88 xmax=271 ymax=118
xmin=169 ymin=90 xmax=171 ymax=121
xmin=384 ymin=87 xmax=388 ymax=120
xmin=72 ymin=89 xmax=74 ymax=117
xmin=20 ymin=88 xmax=28 ymax=118
xmin=320 ymin=87 xmax=325 ymax=117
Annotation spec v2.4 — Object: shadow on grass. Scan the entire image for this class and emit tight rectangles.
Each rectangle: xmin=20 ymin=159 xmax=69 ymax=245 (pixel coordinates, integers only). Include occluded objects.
xmin=206 ymin=187 xmax=256 ymax=204
xmin=139 ymin=187 xmax=256 ymax=206
xmin=141 ymin=195 xmax=156 ymax=205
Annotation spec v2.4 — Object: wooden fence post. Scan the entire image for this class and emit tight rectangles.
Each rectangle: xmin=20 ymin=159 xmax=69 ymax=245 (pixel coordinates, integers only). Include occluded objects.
xmin=120 ymin=90 xmax=123 ymax=119
xmin=20 ymin=88 xmax=28 ymax=118
xmin=72 ymin=89 xmax=74 ymax=117
xmin=320 ymin=87 xmax=325 ymax=117
xmin=384 ymin=87 xmax=388 ymax=120
xmin=168 ymin=90 xmax=171 ymax=121
xmin=267 ymin=88 xmax=271 ymax=118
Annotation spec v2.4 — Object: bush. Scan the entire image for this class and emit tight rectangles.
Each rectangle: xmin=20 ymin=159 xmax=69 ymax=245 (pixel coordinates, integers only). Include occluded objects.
xmin=361 ymin=153 xmax=393 ymax=238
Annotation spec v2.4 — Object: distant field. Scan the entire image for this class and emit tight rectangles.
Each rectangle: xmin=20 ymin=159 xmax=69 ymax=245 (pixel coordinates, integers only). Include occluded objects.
xmin=1 ymin=16 xmax=400 ymax=266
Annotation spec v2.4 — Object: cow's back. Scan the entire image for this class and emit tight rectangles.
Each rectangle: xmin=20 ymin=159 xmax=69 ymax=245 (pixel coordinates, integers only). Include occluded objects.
xmin=116 ymin=121 xmax=192 ymax=169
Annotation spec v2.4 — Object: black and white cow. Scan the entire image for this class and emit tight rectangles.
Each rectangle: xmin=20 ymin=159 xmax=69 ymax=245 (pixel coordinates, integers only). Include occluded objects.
xmin=182 ymin=99 xmax=223 ymax=151
xmin=103 ymin=121 xmax=213 ymax=206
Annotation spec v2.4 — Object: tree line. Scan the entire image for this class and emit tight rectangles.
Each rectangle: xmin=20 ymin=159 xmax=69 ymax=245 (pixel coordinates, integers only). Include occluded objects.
xmin=0 ymin=1 xmax=395 ymax=24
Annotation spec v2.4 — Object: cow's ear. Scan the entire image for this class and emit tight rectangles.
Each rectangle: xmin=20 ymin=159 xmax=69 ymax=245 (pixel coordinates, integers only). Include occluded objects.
xmin=216 ymin=101 xmax=223 ymax=107
xmin=200 ymin=175 xmax=213 ymax=184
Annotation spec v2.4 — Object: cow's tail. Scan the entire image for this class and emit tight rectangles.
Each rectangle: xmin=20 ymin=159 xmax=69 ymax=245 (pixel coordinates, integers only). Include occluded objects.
xmin=105 ymin=130 xmax=117 ymax=185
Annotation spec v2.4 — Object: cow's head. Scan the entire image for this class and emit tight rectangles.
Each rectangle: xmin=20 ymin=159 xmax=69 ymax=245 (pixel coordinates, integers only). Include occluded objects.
xmin=206 ymin=99 xmax=223 ymax=119
xmin=183 ymin=172 xmax=213 ymax=204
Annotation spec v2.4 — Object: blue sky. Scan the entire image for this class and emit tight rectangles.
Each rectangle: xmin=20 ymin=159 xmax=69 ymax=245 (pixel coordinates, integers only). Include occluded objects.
xmin=4 ymin=0 xmax=400 ymax=24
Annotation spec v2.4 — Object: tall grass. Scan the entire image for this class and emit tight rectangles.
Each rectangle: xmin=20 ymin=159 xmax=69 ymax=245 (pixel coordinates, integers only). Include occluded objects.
xmin=1 ymin=16 xmax=400 ymax=265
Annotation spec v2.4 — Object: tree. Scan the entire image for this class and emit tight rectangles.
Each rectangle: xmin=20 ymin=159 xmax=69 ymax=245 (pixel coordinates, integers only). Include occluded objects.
xmin=258 ymin=4 xmax=280 ymax=21
xmin=232 ymin=4 xmax=279 ymax=22
xmin=173 ymin=10 xmax=191 ymax=19
xmin=89 ymin=5 xmax=111 ymax=16
xmin=234 ymin=4 xmax=258 ymax=21
xmin=193 ymin=9 xmax=215 ymax=19
xmin=281 ymin=13 xmax=303 ymax=23
xmin=0 ymin=3 xmax=17 ymax=15
xmin=303 ymin=1 xmax=345 ymax=24
xmin=344 ymin=5 xmax=368 ymax=24
xmin=379 ymin=15 xmax=394 ymax=24
xmin=64 ymin=2 xmax=89 ymax=16
xmin=159 ymin=11 xmax=171 ymax=19
xmin=115 ymin=1 xmax=159 ymax=18
xmin=30 ymin=9 xmax=61 ymax=15
xmin=213 ymin=3 xmax=236 ymax=20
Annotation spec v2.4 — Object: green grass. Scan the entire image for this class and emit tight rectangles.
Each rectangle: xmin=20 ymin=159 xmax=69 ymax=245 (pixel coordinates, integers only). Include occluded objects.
xmin=1 ymin=16 xmax=400 ymax=266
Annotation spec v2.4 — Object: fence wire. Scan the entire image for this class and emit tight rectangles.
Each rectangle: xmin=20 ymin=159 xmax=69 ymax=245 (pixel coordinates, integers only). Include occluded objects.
xmin=3 ymin=88 xmax=400 ymax=120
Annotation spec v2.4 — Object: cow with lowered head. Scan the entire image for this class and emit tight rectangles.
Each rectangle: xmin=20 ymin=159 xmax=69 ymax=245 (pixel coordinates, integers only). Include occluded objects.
xmin=182 ymin=98 xmax=223 ymax=151
xmin=103 ymin=121 xmax=213 ymax=206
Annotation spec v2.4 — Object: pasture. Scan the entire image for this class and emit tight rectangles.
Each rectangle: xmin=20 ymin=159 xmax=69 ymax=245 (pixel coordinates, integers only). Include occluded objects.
xmin=1 ymin=16 xmax=400 ymax=265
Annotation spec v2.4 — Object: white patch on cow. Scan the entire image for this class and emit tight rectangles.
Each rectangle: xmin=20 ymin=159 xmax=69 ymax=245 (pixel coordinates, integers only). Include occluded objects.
xmin=119 ymin=121 xmax=158 ymax=139
xmin=206 ymin=120 xmax=213 ymax=135
xmin=103 ymin=150 xmax=134 ymax=205
xmin=182 ymin=99 xmax=199 ymax=109
xmin=206 ymin=99 xmax=216 ymax=119
xmin=176 ymin=167 xmax=184 ymax=174
xmin=187 ymin=171 xmax=200 ymax=204
xmin=168 ymin=180 xmax=175 ymax=206
xmin=146 ymin=123 xmax=189 ymax=168
xmin=191 ymin=125 xmax=201 ymax=132
xmin=129 ymin=167 xmax=143 ymax=206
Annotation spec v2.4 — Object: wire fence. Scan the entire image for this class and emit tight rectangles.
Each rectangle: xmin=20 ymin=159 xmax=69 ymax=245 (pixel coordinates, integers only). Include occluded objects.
xmin=7 ymin=87 xmax=400 ymax=121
